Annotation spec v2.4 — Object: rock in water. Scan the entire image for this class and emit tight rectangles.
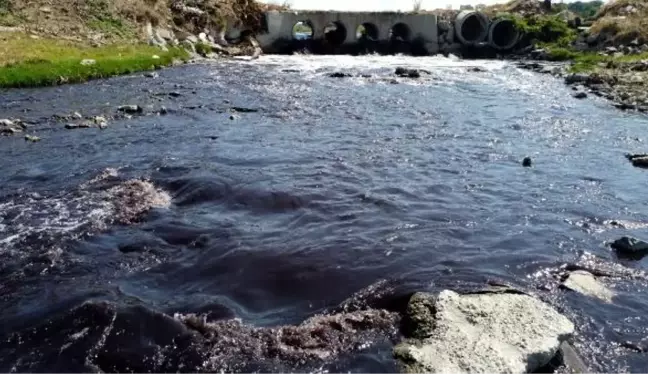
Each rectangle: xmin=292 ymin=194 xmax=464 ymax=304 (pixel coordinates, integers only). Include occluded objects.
xmin=626 ymin=154 xmax=648 ymax=168
xmin=118 ymin=105 xmax=143 ymax=114
xmin=394 ymin=289 xmax=574 ymax=373
xmin=611 ymin=236 xmax=648 ymax=258
xmin=573 ymin=92 xmax=588 ymax=99
xmin=329 ymin=72 xmax=352 ymax=78
xmin=394 ymin=67 xmax=422 ymax=78
xmin=522 ymin=156 xmax=532 ymax=167
xmin=561 ymin=270 xmax=614 ymax=302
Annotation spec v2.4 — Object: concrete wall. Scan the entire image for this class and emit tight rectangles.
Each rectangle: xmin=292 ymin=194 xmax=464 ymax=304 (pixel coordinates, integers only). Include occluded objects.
xmin=251 ymin=11 xmax=438 ymax=54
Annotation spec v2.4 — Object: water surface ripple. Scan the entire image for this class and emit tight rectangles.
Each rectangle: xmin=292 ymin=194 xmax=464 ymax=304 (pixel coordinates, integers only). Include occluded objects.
xmin=1 ymin=55 xmax=648 ymax=372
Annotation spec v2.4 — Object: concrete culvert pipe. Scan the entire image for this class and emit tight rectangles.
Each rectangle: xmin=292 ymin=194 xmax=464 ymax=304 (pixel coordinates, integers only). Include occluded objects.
xmin=488 ymin=18 xmax=519 ymax=50
xmin=454 ymin=10 xmax=489 ymax=45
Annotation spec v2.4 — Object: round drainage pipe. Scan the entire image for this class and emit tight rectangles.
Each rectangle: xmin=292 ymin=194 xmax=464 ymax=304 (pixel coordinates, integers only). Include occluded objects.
xmin=454 ymin=10 xmax=489 ymax=45
xmin=488 ymin=18 xmax=520 ymax=50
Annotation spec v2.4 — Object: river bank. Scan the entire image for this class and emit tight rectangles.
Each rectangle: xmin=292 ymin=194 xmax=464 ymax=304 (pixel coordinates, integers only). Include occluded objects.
xmin=0 ymin=0 xmax=273 ymax=88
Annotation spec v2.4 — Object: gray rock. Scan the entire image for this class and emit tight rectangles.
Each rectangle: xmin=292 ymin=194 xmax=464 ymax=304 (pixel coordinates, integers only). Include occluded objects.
xmin=186 ymin=35 xmax=199 ymax=44
xmin=573 ymin=92 xmax=588 ymax=99
xmin=564 ymin=73 xmax=589 ymax=85
xmin=402 ymin=292 xmax=436 ymax=339
xmin=80 ymin=59 xmax=96 ymax=66
xmin=605 ymin=46 xmax=618 ymax=54
xmin=93 ymin=116 xmax=107 ymax=124
xmin=630 ymin=74 xmax=644 ymax=83
xmin=395 ymin=67 xmax=422 ymax=78
xmin=144 ymin=72 xmax=159 ymax=78
xmin=0 ymin=119 xmax=15 ymax=127
xmin=1 ymin=127 xmax=21 ymax=134
xmin=65 ymin=123 xmax=79 ymax=129
xmin=585 ymin=33 xmax=599 ymax=45
xmin=611 ymin=236 xmax=648 ymax=257
xmin=24 ymin=134 xmax=41 ymax=142
xmin=118 ymin=105 xmax=143 ymax=114
xmin=394 ymin=290 xmax=574 ymax=373
xmin=531 ymin=48 xmax=548 ymax=60
xmin=561 ymin=270 xmax=614 ymax=302
xmin=156 ymin=28 xmax=174 ymax=41
xmin=625 ymin=154 xmax=648 ymax=168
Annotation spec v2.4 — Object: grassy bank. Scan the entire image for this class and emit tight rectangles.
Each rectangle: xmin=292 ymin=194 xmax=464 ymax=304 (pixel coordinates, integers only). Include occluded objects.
xmin=500 ymin=7 xmax=648 ymax=73
xmin=0 ymin=33 xmax=188 ymax=88
xmin=544 ymin=46 xmax=648 ymax=72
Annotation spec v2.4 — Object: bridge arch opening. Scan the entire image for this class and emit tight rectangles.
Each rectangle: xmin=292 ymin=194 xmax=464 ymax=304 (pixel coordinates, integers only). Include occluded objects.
xmin=292 ymin=21 xmax=313 ymax=40
xmin=356 ymin=23 xmax=379 ymax=41
xmin=324 ymin=21 xmax=347 ymax=46
xmin=389 ymin=23 xmax=411 ymax=42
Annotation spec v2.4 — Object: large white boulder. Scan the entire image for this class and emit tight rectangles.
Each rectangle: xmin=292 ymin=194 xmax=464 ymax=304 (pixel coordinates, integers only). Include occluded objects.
xmin=394 ymin=289 xmax=574 ymax=373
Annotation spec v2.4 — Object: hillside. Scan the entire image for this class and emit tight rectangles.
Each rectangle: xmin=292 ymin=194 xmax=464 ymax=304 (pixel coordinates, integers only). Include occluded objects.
xmin=0 ymin=0 xmax=280 ymax=88
xmin=0 ymin=0 xmax=275 ymax=43
xmin=590 ymin=0 xmax=648 ymax=45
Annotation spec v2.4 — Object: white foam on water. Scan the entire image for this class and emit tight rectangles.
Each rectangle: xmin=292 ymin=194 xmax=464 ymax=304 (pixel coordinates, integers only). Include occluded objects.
xmin=0 ymin=169 xmax=171 ymax=255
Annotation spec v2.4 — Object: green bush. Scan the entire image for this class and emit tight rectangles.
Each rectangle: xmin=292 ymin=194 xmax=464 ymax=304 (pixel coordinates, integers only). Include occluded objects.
xmin=500 ymin=13 xmax=577 ymax=46
xmin=194 ymin=41 xmax=213 ymax=56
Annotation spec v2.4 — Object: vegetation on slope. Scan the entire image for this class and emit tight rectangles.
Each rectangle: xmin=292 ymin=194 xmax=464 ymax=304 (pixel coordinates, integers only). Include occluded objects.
xmin=491 ymin=0 xmax=648 ymax=73
xmin=0 ymin=0 xmax=274 ymax=88
xmin=590 ymin=0 xmax=648 ymax=45
xmin=562 ymin=1 xmax=604 ymax=19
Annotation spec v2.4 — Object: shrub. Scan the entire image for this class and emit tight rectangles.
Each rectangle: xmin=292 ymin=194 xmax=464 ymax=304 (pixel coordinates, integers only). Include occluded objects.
xmin=498 ymin=13 xmax=576 ymax=46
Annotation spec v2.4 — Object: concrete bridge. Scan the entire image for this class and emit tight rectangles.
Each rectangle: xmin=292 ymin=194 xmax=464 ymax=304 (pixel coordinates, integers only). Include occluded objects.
xmin=227 ymin=10 xmax=520 ymax=56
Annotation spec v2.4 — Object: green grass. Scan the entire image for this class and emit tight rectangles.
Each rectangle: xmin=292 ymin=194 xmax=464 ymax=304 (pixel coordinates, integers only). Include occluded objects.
xmin=544 ymin=46 xmax=648 ymax=73
xmin=194 ymin=41 xmax=212 ymax=56
xmin=0 ymin=33 xmax=189 ymax=88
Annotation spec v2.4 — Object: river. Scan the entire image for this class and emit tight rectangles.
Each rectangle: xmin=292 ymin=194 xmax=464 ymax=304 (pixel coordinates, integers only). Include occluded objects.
xmin=1 ymin=54 xmax=648 ymax=372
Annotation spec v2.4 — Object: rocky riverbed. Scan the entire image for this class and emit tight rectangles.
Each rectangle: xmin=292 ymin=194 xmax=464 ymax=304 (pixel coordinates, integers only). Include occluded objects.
xmin=516 ymin=58 xmax=648 ymax=113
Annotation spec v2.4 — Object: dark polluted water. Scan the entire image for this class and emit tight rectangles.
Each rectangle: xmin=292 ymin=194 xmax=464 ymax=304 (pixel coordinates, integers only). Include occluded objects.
xmin=1 ymin=54 xmax=648 ymax=372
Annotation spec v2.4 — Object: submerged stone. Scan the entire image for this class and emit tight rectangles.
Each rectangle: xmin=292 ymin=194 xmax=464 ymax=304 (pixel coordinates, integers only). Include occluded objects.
xmin=118 ymin=105 xmax=143 ymax=114
xmin=561 ymin=270 xmax=614 ymax=302
xmin=611 ymin=236 xmax=648 ymax=258
xmin=394 ymin=289 xmax=574 ymax=373
xmin=522 ymin=156 xmax=532 ymax=167
xmin=626 ymin=154 xmax=648 ymax=168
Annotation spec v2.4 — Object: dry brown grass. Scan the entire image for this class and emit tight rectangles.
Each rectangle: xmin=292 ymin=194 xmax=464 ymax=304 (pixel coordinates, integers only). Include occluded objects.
xmin=590 ymin=0 xmax=648 ymax=44
xmin=0 ymin=0 xmax=270 ymax=40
